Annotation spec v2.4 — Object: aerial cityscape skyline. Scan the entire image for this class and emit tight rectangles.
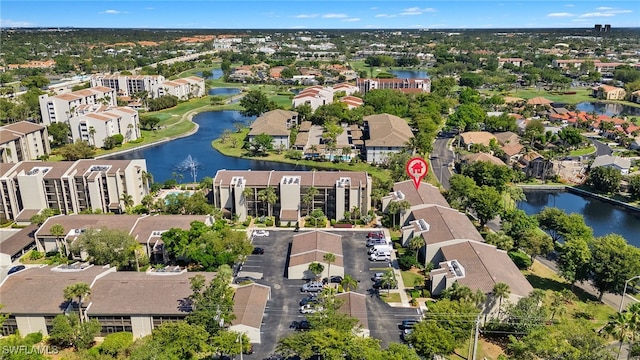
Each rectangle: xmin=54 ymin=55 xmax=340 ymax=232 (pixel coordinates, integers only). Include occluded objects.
xmin=1 ymin=0 xmax=638 ymax=29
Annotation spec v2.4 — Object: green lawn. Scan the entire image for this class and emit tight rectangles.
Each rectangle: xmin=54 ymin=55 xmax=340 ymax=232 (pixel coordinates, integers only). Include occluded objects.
xmin=401 ymin=270 xmax=425 ymax=288
xmin=568 ymin=145 xmax=596 ymax=156
xmin=379 ymin=292 xmax=401 ymax=303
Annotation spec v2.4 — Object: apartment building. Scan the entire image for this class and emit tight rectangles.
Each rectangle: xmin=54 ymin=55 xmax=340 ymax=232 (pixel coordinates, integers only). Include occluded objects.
xmin=355 ymin=78 xmax=431 ymax=95
xmin=497 ymin=57 xmax=523 ymax=68
xmin=551 ymin=59 xmax=625 ymax=74
xmin=0 ymin=159 xmax=148 ymax=222
xmin=90 ymin=74 xmax=166 ymax=98
xmin=363 ymin=114 xmax=414 ymax=164
xmin=38 ymin=86 xmax=117 ymax=125
xmin=291 ymin=83 xmax=359 ymax=111
xmin=158 ymin=76 xmax=206 ymax=100
xmin=68 ymin=107 xmax=141 ymax=148
xmin=247 ymin=110 xmax=298 ymax=149
xmin=212 ymin=170 xmax=371 ymax=223
xmin=0 ymin=122 xmax=51 ymax=164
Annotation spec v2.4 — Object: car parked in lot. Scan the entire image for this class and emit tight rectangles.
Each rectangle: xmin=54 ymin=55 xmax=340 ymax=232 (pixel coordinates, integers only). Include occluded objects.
xmin=366 ymin=231 xmax=384 ymax=239
xmin=299 ymin=294 xmax=319 ymax=306
xmin=291 ymin=320 xmax=312 ymax=331
xmin=301 ymin=281 xmax=324 ymax=292
xmin=300 ymin=304 xmax=323 ymax=314
xmin=7 ymin=265 xmax=25 ymax=275
xmin=371 ymin=272 xmax=384 ymax=281
xmin=366 ymin=238 xmax=388 ymax=247
xmin=401 ymin=319 xmax=420 ymax=330
xmin=373 ymin=279 xmax=397 ymax=290
xmin=253 ymin=230 xmax=269 ymax=237
xmin=322 ymin=276 xmax=343 ymax=284
xmin=252 ymin=247 xmax=264 ymax=255
xmin=369 ymin=252 xmax=391 ymax=261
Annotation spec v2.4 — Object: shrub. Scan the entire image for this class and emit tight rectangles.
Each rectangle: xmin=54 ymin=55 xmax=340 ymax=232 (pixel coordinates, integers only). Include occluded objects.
xmin=265 ymin=218 xmax=274 ymax=227
xmin=24 ymin=332 xmax=43 ymax=345
xmin=242 ymin=217 xmax=252 ymax=227
xmin=330 ymin=219 xmax=337 ymax=226
xmin=421 ymin=289 xmax=431 ymax=298
xmin=398 ymin=253 xmax=420 ymax=270
xmin=100 ymin=332 xmax=133 ymax=356
xmin=573 ymin=310 xmax=595 ymax=320
xmin=29 ymin=250 xmax=44 ymax=260
xmin=409 ymin=289 xmax=421 ymax=299
xmin=508 ymin=250 xmax=532 ymax=269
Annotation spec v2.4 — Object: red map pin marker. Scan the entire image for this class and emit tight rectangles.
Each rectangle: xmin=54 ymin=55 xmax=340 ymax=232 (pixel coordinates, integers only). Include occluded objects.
xmin=406 ymin=157 xmax=429 ymax=190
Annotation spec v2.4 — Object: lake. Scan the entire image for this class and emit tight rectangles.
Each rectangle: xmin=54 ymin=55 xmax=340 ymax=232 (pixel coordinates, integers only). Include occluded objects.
xmin=518 ymin=190 xmax=640 ymax=247
xmin=208 ymin=87 xmax=242 ymax=96
xmin=197 ymin=68 xmax=223 ymax=80
xmin=575 ymin=102 xmax=640 ymax=117
xmin=106 ymin=111 xmax=309 ymax=183
xmin=389 ymin=69 xmax=429 ymax=79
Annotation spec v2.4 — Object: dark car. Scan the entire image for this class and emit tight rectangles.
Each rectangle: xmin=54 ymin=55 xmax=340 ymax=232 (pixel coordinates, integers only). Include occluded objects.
xmin=322 ymin=276 xmax=343 ymax=284
xmin=252 ymin=247 xmax=264 ymax=255
xmin=299 ymin=294 xmax=319 ymax=306
xmin=292 ymin=320 xmax=312 ymax=331
xmin=234 ymin=276 xmax=259 ymax=284
xmin=373 ymin=279 xmax=397 ymax=290
xmin=401 ymin=319 xmax=419 ymax=330
xmin=7 ymin=265 xmax=25 ymax=275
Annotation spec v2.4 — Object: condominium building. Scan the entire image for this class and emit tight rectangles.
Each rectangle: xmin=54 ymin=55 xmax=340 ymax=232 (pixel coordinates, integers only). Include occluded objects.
xmin=0 ymin=122 xmax=51 ymax=164
xmin=291 ymin=83 xmax=359 ymax=111
xmin=158 ymin=76 xmax=206 ymax=100
xmin=90 ymin=74 xmax=166 ymax=98
xmin=363 ymin=114 xmax=414 ymax=164
xmin=68 ymin=107 xmax=141 ymax=148
xmin=212 ymin=170 xmax=372 ymax=223
xmin=0 ymin=159 xmax=148 ymax=222
xmin=247 ymin=110 xmax=299 ymax=149
xmin=355 ymin=78 xmax=431 ymax=95
xmin=38 ymin=87 xmax=117 ymax=125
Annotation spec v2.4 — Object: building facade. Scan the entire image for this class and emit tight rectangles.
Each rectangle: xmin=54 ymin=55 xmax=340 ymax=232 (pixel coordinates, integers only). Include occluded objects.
xmin=247 ymin=110 xmax=299 ymax=149
xmin=212 ymin=170 xmax=371 ymax=223
xmin=68 ymin=107 xmax=141 ymax=148
xmin=0 ymin=159 xmax=149 ymax=222
xmin=158 ymin=76 xmax=206 ymax=100
xmin=38 ymin=87 xmax=117 ymax=125
xmin=363 ymin=114 xmax=414 ymax=164
xmin=90 ymin=74 xmax=166 ymax=98
xmin=0 ymin=122 xmax=51 ymax=164
xmin=355 ymin=78 xmax=431 ymax=95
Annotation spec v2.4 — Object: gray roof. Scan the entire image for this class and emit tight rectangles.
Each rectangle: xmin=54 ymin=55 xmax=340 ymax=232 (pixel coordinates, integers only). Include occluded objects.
xmin=409 ymin=205 xmax=484 ymax=244
xmin=248 ymin=109 xmax=297 ymax=137
xmin=592 ymin=155 xmax=631 ymax=170
xmin=390 ymin=180 xmax=449 ymax=208
xmin=0 ymin=224 xmax=37 ymax=257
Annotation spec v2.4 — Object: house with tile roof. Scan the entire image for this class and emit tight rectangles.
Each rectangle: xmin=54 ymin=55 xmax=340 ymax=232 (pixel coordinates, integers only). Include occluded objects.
xmin=461 ymin=153 xmax=507 ymax=167
xmin=459 ymin=131 xmax=496 ymax=150
xmin=363 ymin=114 xmax=414 ymax=164
xmin=0 ymin=122 xmax=51 ymax=164
xmin=212 ymin=170 xmax=371 ymax=223
xmin=248 ymin=110 xmax=298 ymax=149
xmin=288 ymin=231 xmax=344 ymax=279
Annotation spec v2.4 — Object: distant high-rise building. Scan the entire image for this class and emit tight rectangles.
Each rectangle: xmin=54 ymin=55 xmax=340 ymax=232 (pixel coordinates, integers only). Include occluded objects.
xmin=604 ymin=24 xmax=611 ymax=32
xmin=594 ymin=24 xmax=602 ymax=32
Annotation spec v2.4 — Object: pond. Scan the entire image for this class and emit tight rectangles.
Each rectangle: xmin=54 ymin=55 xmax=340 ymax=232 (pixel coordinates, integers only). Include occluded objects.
xmin=575 ymin=102 xmax=640 ymax=117
xmin=197 ymin=68 xmax=223 ymax=80
xmin=389 ymin=69 xmax=429 ymax=79
xmin=208 ymin=87 xmax=242 ymax=96
xmin=106 ymin=111 xmax=308 ymax=183
xmin=518 ymin=190 xmax=640 ymax=247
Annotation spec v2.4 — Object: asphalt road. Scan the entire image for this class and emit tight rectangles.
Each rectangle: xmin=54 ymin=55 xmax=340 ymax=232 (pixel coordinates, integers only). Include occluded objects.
xmin=244 ymin=230 xmax=424 ymax=359
xmin=591 ymin=138 xmax=613 ymax=157
xmin=430 ymin=137 xmax=456 ymax=190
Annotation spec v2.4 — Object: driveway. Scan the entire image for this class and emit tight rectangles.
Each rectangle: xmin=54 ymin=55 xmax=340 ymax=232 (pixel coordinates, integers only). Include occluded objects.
xmin=244 ymin=229 xmax=424 ymax=358
xmin=591 ymin=138 xmax=613 ymax=157
xmin=430 ymin=137 xmax=455 ymax=190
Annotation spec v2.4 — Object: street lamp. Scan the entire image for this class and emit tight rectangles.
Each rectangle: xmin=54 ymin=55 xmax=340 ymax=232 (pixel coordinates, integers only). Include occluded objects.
xmin=619 ymin=275 xmax=640 ymax=312
xmin=236 ymin=333 xmax=244 ymax=360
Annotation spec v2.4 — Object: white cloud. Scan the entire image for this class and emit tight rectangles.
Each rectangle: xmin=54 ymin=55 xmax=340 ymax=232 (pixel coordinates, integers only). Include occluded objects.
xmin=605 ymin=9 xmax=633 ymax=14
xmin=144 ymin=7 xmax=153 ymax=10
xmin=579 ymin=12 xmax=615 ymax=18
xmin=400 ymin=7 xmax=437 ymax=16
xmin=596 ymin=6 xmax=613 ymax=10
xmin=290 ymin=25 xmax=307 ymax=29
xmin=0 ymin=18 xmax=34 ymax=27
xmin=375 ymin=14 xmax=396 ymax=18
xmin=294 ymin=14 xmax=318 ymax=18
xmin=322 ymin=13 xmax=348 ymax=18
xmin=547 ymin=12 xmax=575 ymax=17
xmin=342 ymin=18 xmax=360 ymax=22
xmin=101 ymin=9 xmax=127 ymax=14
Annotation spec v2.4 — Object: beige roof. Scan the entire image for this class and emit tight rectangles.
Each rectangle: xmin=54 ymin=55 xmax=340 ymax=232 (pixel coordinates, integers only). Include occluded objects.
xmin=409 ymin=205 xmax=484 ymax=244
xmin=0 ymin=161 xmax=76 ymax=179
xmin=0 ymin=265 xmax=112 ymax=314
xmin=87 ymin=272 xmax=215 ymax=315
xmin=390 ymin=180 xmax=449 ymax=208
xmin=501 ymin=143 xmax=524 ymax=157
xmin=527 ymin=97 xmax=553 ymax=105
xmin=298 ymin=121 xmax=313 ymax=132
xmin=131 ymin=215 xmax=210 ymax=244
xmin=231 ymin=283 xmax=271 ymax=329
xmin=440 ymin=241 xmax=533 ymax=297
xmin=462 ymin=153 xmax=506 ymax=167
xmin=0 ymin=129 xmax=21 ymax=143
xmin=336 ymin=292 xmax=368 ymax=330
xmin=460 ymin=132 xmax=496 ymax=147
xmin=289 ymin=231 xmax=343 ymax=267
xmin=2 ymin=121 xmax=45 ymax=135
xmin=493 ymin=132 xmax=520 ymax=146
xmin=248 ymin=109 xmax=298 ymax=137
xmin=364 ymin=114 xmax=413 ymax=147
xmin=213 ymin=170 xmax=369 ymax=189
xmin=37 ymin=214 xmax=141 ymax=239
xmin=503 ymin=96 xmax=525 ymax=104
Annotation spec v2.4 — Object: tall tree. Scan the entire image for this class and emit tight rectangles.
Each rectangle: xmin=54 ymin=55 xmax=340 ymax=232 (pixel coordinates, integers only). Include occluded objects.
xmin=323 ymin=252 xmax=336 ymax=278
xmin=588 ymin=166 xmax=622 ymax=194
xmin=302 ymin=186 xmax=318 ymax=216
xmin=239 ymin=89 xmax=276 ymax=117
xmin=591 ymin=234 xmax=640 ymax=301
xmin=409 ymin=236 xmax=424 ymax=263
xmin=558 ymin=236 xmax=592 ymax=289
xmin=469 ymin=185 xmax=503 ymax=227
xmin=63 ymin=282 xmax=91 ymax=322
xmin=341 ymin=274 xmax=358 ymax=292
xmin=257 ymin=186 xmax=277 ymax=217
xmin=381 ymin=269 xmax=397 ymax=294
xmin=50 ymin=223 xmax=66 ymax=256
xmin=71 ymin=228 xmax=141 ymax=269
xmin=492 ymin=282 xmax=511 ymax=315
xmin=187 ymin=272 xmax=236 ymax=335
xmin=520 ymin=229 xmax=554 ymax=265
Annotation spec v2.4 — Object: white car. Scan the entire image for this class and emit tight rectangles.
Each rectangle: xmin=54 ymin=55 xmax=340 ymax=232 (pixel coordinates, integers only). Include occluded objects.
xmin=300 ymin=304 xmax=323 ymax=314
xmin=253 ymin=230 xmax=270 ymax=237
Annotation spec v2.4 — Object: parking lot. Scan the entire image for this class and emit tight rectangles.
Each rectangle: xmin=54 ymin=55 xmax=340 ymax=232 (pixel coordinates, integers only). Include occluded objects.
xmin=241 ymin=229 xmax=422 ymax=359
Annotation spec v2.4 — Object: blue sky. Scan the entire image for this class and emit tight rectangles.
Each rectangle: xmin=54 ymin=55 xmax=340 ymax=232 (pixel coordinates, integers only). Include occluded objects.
xmin=1 ymin=1 xmax=638 ymax=29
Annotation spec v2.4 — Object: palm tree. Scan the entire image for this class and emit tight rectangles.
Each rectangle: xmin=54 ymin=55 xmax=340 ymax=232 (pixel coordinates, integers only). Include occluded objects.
xmin=387 ymin=201 xmax=401 ymax=228
xmin=604 ymin=310 xmax=637 ymax=360
xmin=309 ymin=144 xmax=318 ymax=158
xmin=341 ymin=274 xmax=358 ymax=292
xmin=308 ymin=262 xmax=324 ymax=281
xmin=242 ymin=186 xmax=253 ymax=204
xmin=257 ymin=186 xmax=277 ymax=218
xmin=63 ymin=282 xmax=91 ymax=322
xmin=141 ymin=171 xmax=154 ymax=192
xmin=120 ymin=192 xmax=134 ymax=214
xmin=549 ymin=291 xmax=567 ymax=323
xmin=323 ymin=253 xmax=336 ymax=279
xmin=88 ymin=126 xmax=96 ymax=147
xmin=50 ymin=223 xmax=66 ymax=256
xmin=398 ymin=200 xmax=411 ymax=226
xmin=409 ymin=236 xmax=423 ymax=264
xmin=302 ymin=186 xmax=318 ymax=216
xmin=492 ymin=282 xmax=511 ymax=315
xmin=381 ymin=269 xmax=397 ymax=294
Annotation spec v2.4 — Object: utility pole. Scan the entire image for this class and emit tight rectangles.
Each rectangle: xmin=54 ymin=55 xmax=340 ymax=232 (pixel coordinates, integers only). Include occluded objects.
xmin=472 ymin=315 xmax=480 ymax=360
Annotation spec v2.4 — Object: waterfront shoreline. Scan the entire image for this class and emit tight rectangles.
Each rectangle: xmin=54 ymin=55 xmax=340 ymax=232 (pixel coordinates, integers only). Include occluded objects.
xmin=518 ymin=184 xmax=640 ymax=213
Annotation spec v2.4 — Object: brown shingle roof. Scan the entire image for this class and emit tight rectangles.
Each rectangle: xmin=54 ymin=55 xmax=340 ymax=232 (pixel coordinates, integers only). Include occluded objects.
xmin=336 ymin=292 xmax=368 ymax=330
xmin=3 ymin=121 xmax=45 ymax=135
xmin=409 ymin=206 xmax=484 ymax=244
xmin=231 ymin=283 xmax=270 ymax=329
xmin=0 ymin=224 xmax=37 ymax=256
xmin=248 ymin=109 xmax=297 ymax=137
xmin=460 ymin=132 xmax=496 ymax=147
xmin=462 ymin=153 xmax=507 ymax=167
xmin=391 ymin=181 xmax=449 ymax=208
xmin=131 ymin=215 xmax=210 ymax=244
xmin=289 ymin=231 xmax=343 ymax=267
xmin=364 ymin=114 xmax=413 ymax=147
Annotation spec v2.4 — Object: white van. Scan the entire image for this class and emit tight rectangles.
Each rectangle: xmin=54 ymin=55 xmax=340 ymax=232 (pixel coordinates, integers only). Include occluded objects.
xmin=368 ymin=244 xmax=393 ymax=255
